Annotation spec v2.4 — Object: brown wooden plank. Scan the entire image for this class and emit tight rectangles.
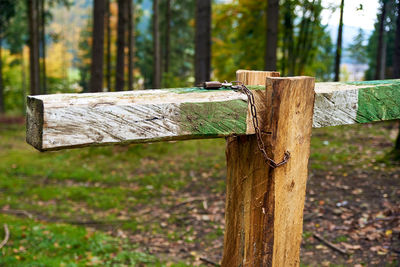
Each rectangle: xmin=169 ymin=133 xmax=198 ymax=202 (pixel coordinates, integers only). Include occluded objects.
xmin=222 ymin=71 xmax=315 ymax=266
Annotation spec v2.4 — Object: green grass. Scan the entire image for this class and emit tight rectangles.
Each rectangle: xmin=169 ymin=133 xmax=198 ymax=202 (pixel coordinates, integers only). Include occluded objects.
xmin=1 ymin=123 xmax=222 ymax=266
xmin=0 ymin=121 xmax=398 ymax=265
xmin=0 ymin=214 xmax=164 ymax=266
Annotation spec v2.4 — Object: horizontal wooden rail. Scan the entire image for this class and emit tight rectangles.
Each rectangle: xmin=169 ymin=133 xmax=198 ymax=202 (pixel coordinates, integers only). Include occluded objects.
xmin=27 ymin=79 xmax=400 ymax=151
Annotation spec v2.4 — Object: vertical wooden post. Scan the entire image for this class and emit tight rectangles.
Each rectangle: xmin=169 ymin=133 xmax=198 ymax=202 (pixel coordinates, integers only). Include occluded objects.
xmin=222 ymin=71 xmax=315 ymax=266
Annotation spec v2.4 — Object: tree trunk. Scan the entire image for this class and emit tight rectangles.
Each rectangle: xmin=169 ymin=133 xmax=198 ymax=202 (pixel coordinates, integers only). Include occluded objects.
xmin=396 ymin=123 xmax=400 ymax=150
xmin=127 ymin=0 xmax=135 ymax=90
xmin=265 ymin=0 xmax=279 ymax=71
xmin=40 ymin=0 xmax=46 ymax=94
xmin=153 ymin=0 xmax=161 ymax=88
xmin=394 ymin=1 xmax=400 ymax=154
xmin=281 ymin=0 xmax=294 ymax=76
xmin=105 ymin=0 xmax=111 ymax=91
xmin=376 ymin=0 xmax=387 ymax=80
xmin=164 ymin=0 xmax=171 ymax=75
xmin=0 ymin=34 xmax=4 ymax=113
xmin=334 ymin=0 xmax=344 ymax=82
xmin=393 ymin=0 xmax=400 ymax=78
xmin=115 ymin=0 xmax=127 ymax=91
xmin=194 ymin=0 xmax=211 ymax=85
xmin=90 ymin=0 xmax=106 ymax=92
xmin=28 ymin=0 xmax=41 ymax=95
xmin=21 ymin=51 xmax=27 ymax=115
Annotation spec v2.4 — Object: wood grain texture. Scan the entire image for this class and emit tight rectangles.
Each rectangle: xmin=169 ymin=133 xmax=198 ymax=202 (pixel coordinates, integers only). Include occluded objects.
xmin=222 ymin=71 xmax=315 ymax=267
xmin=269 ymin=77 xmax=315 ymax=266
xmin=26 ymin=79 xmax=400 ymax=151
xmin=222 ymin=71 xmax=279 ymax=267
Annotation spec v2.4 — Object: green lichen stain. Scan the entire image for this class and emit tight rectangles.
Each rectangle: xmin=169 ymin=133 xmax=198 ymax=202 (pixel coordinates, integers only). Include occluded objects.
xmin=179 ymin=100 xmax=248 ymax=136
xmin=346 ymin=79 xmax=400 ymax=86
xmin=356 ymin=83 xmax=400 ymax=123
xmin=169 ymin=85 xmax=265 ymax=94
xmin=247 ymin=85 xmax=265 ymax=91
xmin=170 ymin=87 xmax=218 ymax=94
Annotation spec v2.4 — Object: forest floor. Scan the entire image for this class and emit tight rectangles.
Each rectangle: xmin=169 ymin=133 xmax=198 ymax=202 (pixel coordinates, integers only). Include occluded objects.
xmin=0 ymin=117 xmax=399 ymax=266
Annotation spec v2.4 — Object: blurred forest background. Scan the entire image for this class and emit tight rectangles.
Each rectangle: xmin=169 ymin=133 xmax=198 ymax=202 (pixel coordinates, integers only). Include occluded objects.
xmin=0 ymin=0 xmax=399 ymax=115
xmin=1 ymin=0 xmax=400 ymax=266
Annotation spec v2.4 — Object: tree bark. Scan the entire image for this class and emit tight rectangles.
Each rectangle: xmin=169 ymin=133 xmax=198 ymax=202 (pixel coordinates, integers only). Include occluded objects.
xmin=28 ymin=0 xmax=41 ymax=95
xmin=396 ymin=123 xmax=400 ymax=151
xmin=281 ymin=0 xmax=294 ymax=76
xmin=105 ymin=0 xmax=111 ymax=91
xmin=90 ymin=0 xmax=106 ymax=92
xmin=40 ymin=0 xmax=46 ymax=94
xmin=127 ymin=0 xmax=135 ymax=90
xmin=394 ymin=1 xmax=400 ymax=154
xmin=0 ymin=34 xmax=4 ymax=113
xmin=21 ymin=51 xmax=27 ymax=115
xmin=115 ymin=0 xmax=128 ymax=91
xmin=153 ymin=0 xmax=161 ymax=89
xmin=393 ymin=1 xmax=400 ymax=78
xmin=164 ymin=0 xmax=171 ymax=75
xmin=195 ymin=0 xmax=211 ymax=85
xmin=334 ymin=0 xmax=344 ymax=82
xmin=265 ymin=0 xmax=279 ymax=71
xmin=376 ymin=0 xmax=387 ymax=80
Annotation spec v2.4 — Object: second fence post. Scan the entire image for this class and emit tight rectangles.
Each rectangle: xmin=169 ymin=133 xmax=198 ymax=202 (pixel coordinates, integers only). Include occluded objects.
xmin=222 ymin=71 xmax=315 ymax=266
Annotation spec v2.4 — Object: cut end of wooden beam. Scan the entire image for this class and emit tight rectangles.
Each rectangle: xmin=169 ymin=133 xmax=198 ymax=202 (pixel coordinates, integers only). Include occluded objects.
xmin=236 ymin=70 xmax=280 ymax=85
xmin=26 ymin=96 xmax=44 ymax=152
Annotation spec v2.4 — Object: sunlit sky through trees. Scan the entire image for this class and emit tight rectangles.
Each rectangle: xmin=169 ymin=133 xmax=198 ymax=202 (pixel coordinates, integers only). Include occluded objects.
xmin=219 ymin=0 xmax=380 ymax=30
xmin=321 ymin=0 xmax=380 ymax=30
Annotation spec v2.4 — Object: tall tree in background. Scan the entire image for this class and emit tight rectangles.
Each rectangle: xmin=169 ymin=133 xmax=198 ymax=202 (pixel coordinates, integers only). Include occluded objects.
xmin=213 ymin=0 xmax=330 ymax=81
xmin=139 ymin=0 xmax=194 ymax=89
xmin=28 ymin=0 xmax=41 ymax=95
xmin=281 ymin=0 xmax=294 ymax=76
xmin=39 ymin=0 xmax=46 ymax=94
xmin=0 ymin=0 xmax=16 ymax=113
xmin=347 ymin=28 xmax=367 ymax=80
xmin=366 ymin=0 xmax=396 ymax=80
xmin=90 ymin=0 xmax=106 ymax=92
xmin=393 ymin=0 xmax=400 ymax=153
xmin=116 ymin=0 xmax=127 ymax=91
xmin=394 ymin=0 xmax=400 ymax=78
xmin=105 ymin=0 xmax=111 ymax=91
xmin=127 ymin=0 xmax=135 ymax=90
xmin=265 ymin=0 xmax=279 ymax=71
xmin=0 ymin=31 xmax=3 ymax=113
xmin=283 ymin=0 xmax=325 ymax=76
xmin=164 ymin=0 xmax=171 ymax=76
xmin=375 ymin=0 xmax=388 ymax=80
xmin=153 ymin=0 xmax=161 ymax=88
xmin=334 ymin=0 xmax=344 ymax=81
xmin=195 ymin=0 xmax=211 ymax=84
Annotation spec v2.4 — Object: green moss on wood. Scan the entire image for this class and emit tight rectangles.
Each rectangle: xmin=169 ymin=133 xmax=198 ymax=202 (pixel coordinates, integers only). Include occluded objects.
xmin=347 ymin=79 xmax=400 ymax=86
xmin=356 ymin=83 xmax=400 ymax=123
xmin=169 ymin=85 xmax=265 ymax=94
xmin=179 ymin=100 xmax=248 ymax=136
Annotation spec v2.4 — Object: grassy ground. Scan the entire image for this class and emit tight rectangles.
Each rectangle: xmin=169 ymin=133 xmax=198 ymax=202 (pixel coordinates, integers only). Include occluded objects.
xmin=0 ymin=119 xmax=399 ymax=266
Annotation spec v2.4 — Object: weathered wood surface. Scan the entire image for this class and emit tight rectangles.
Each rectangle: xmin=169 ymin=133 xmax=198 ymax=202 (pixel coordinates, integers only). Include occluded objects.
xmin=222 ymin=72 xmax=315 ymax=266
xmin=26 ymin=78 xmax=400 ymax=151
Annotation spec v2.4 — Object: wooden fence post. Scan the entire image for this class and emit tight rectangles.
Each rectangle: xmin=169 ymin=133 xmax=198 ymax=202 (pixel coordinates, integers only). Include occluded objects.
xmin=222 ymin=71 xmax=315 ymax=266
